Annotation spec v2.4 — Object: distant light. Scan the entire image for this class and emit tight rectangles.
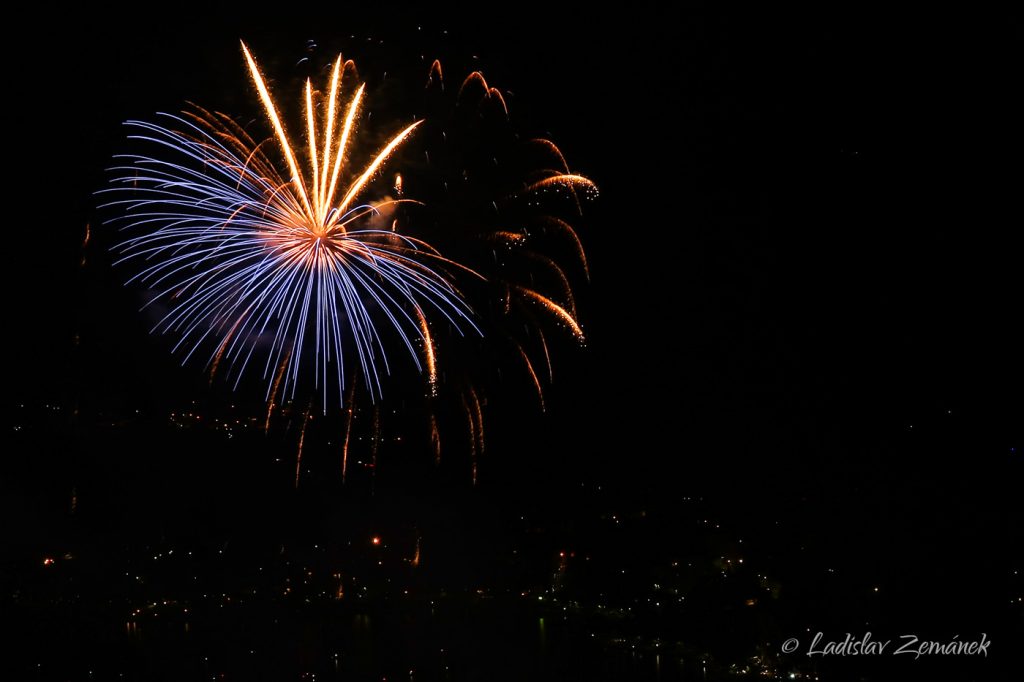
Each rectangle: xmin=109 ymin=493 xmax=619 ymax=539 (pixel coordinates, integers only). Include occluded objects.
xmin=42 ymin=558 xmax=55 ymax=566
xmin=371 ymin=536 xmax=381 ymax=546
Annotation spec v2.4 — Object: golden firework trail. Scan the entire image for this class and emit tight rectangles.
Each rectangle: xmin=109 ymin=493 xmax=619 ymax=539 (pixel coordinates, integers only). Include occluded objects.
xmin=492 ymin=230 xmax=528 ymax=246
xmin=80 ymin=223 xmax=90 ymax=267
xmin=209 ymin=316 xmax=246 ymax=383
xmin=410 ymin=535 xmax=421 ymax=567
xmin=536 ymin=327 xmax=554 ymax=382
xmin=429 ymin=413 xmax=442 ymax=465
xmin=295 ymin=408 xmax=311 ymax=489
xmin=265 ymin=350 xmax=292 ymax=433
xmin=539 ymin=216 xmax=589 ymax=280
xmin=514 ymin=286 xmax=584 ymax=340
xmin=462 ymin=393 xmax=477 ymax=485
xmin=523 ymin=252 xmax=576 ymax=317
xmin=469 ymin=387 xmax=484 ymax=458
xmin=529 ymin=138 xmax=571 ymax=173
xmin=461 ymin=388 xmax=485 ymax=485
xmin=416 ymin=309 xmax=438 ymax=397
xmin=523 ymin=173 xmax=596 ymax=194
xmin=458 ymin=71 xmax=508 ymax=116
xmin=515 ymin=342 xmax=546 ymax=411
xmin=341 ymin=376 xmax=357 ymax=483
xmin=426 ymin=59 xmax=443 ymax=90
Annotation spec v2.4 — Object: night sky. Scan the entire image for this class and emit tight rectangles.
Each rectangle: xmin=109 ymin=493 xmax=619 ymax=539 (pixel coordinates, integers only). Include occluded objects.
xmin=3 ymin=6 xmax=1022 ymax=681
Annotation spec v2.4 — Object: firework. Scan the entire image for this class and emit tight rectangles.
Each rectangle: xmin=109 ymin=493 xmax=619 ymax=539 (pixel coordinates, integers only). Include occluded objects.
xmin=103 ymin=43 xmax=476 ymax=408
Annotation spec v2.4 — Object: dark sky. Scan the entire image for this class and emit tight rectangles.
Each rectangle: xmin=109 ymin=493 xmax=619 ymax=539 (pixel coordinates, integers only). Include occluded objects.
xmin=4 ymin=5 xmax=1021 ymax=534
xmin=1 ymin=12 xmax=1022 ymax=680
